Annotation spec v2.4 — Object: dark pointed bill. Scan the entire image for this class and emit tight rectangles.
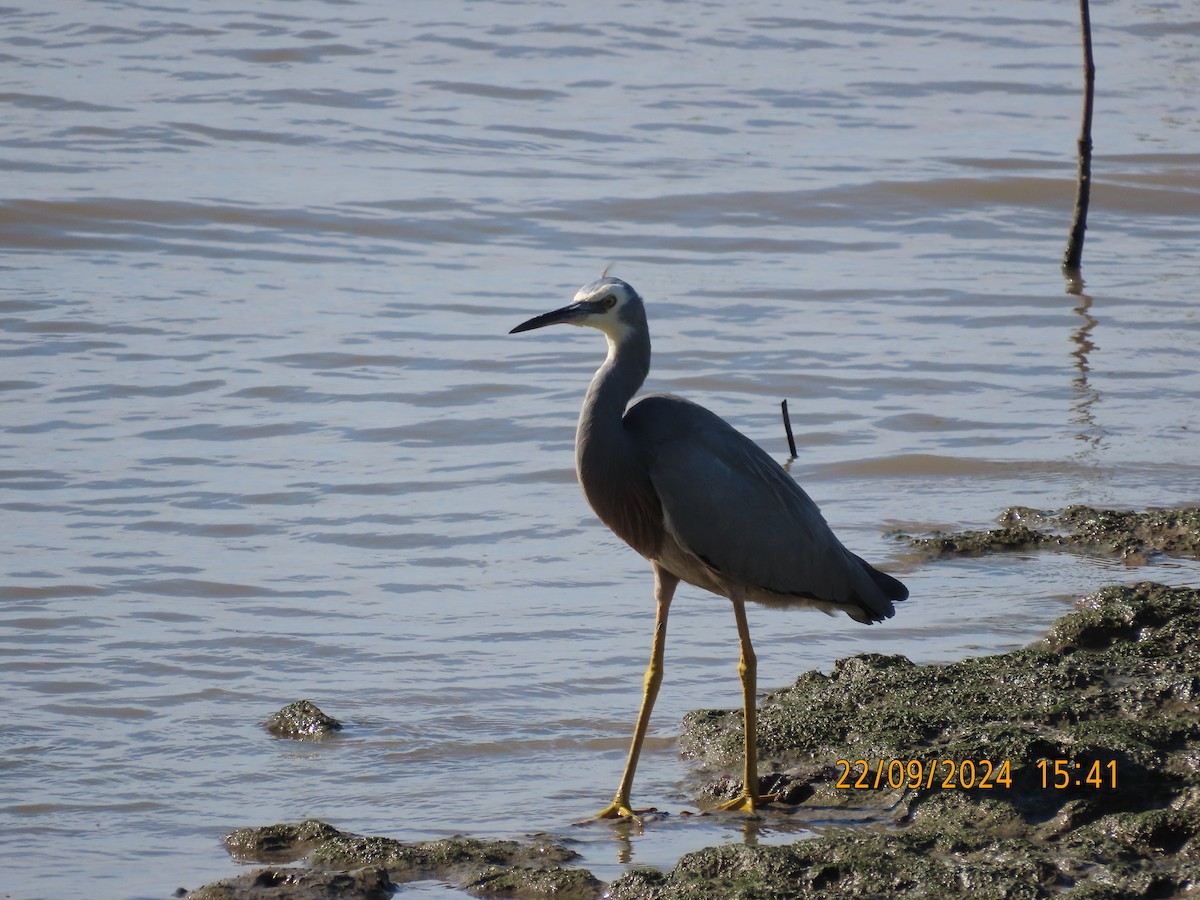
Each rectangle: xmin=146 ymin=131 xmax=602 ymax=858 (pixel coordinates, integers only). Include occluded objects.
xmin=509 ymin=301 xmax=595 ymax=334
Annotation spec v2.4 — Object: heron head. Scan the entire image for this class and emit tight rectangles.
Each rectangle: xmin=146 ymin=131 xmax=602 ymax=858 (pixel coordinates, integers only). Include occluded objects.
xmin=510 ymin=277 xmax=645 ymax=345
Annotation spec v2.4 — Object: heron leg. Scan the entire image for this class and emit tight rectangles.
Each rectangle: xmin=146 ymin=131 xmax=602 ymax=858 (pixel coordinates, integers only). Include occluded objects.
xmin=586 ymin=565 xmax=678 ymax=824
xmin=715 ymin=593 xmax=777 ymax=814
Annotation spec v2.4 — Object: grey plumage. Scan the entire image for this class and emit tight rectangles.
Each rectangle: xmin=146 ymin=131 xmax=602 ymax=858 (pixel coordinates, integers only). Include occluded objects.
xmin=511 ymin=276 xmax=907 ymax=820
xmin=626 ymin=394 xmax=903 ymax=621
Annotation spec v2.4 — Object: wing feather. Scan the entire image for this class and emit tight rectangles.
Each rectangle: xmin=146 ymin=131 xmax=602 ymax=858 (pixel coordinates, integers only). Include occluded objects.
xmin=624 ymin=394 xmax=901 ymax=621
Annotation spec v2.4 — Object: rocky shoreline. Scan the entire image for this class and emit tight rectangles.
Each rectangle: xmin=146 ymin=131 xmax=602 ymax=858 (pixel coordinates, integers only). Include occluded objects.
xmin=186 ymin=507 xmax=1200 ymax=899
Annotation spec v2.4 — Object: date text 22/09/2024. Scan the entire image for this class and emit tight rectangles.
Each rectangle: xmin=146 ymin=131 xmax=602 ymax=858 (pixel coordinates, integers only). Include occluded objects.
xmin=834 ymin=758 xmax=1119 ymax=791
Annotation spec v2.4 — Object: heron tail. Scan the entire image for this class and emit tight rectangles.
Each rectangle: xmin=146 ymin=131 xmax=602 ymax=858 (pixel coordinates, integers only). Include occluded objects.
xmin=869 ymin=566 xmax=909 ymax=604
xmin=846 ymin=554 xmax=908 ymax=623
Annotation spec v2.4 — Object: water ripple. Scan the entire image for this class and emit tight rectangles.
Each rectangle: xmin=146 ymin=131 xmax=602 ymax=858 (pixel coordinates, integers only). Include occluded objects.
xmin=3 ymin=3 xmax=1199 ymax=897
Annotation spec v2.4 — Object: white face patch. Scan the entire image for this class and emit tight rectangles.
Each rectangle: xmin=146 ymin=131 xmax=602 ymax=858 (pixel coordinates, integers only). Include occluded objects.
xmin=574 ymin=281 xmax=637 ymax=350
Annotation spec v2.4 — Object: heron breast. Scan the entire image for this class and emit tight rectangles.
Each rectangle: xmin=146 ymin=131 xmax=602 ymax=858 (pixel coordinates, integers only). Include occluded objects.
xmin=579 ymin=469 xmax=663 ymax=561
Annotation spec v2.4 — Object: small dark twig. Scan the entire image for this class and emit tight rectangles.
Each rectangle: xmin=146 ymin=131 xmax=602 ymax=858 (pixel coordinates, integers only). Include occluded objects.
xmin=1063 ymin=0 xmax=1095 ymax=274
xmin=780 ymin=400 xmax=797 ymax=459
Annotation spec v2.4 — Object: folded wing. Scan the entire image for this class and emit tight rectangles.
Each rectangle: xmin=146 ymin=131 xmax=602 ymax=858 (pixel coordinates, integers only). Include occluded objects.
xmin=625 ymin=394 xmax=905 ymax=623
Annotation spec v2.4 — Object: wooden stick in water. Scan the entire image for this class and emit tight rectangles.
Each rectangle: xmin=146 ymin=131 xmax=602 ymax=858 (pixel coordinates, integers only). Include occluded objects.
xmin=1063 ymin=0 xmax=1095 ymax=274
xmin=781 ymin=400 xmax=797 ymax=460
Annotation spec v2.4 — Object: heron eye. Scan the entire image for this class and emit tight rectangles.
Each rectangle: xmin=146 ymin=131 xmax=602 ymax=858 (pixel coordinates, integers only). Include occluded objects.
xmin=601 ymin=294 xmax=617 ymax=310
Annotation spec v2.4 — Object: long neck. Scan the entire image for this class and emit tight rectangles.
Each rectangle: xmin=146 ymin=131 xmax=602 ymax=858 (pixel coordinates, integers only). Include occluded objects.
xmin=575 ymin=327 xmax=661 ymax=559
xmin=580 ymin=328 xmax=650 ymax=433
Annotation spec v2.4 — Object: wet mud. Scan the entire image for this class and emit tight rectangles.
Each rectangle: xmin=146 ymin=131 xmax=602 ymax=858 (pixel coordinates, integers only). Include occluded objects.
xmin=909 ymin=504 xmax=1200 ymax=563
xmin=669 ymin=580 xmax=1200 ymax=898
xmin=188 ymin=823 xmax=599 ymax=899
xmin=187 ymin=507 xmax=1200 ymax=899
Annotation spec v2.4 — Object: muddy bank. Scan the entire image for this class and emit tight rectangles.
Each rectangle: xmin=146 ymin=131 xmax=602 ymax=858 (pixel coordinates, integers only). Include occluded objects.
xmin=187 ymin=579 xmax=1200 ymax=898
xmin=908 ymin=504 xmax=1200 ymax=563
xmin=667 ymin=580 xmax=1200 ymax=897
xmin=188 ymin=823 xmax=601 ymax=899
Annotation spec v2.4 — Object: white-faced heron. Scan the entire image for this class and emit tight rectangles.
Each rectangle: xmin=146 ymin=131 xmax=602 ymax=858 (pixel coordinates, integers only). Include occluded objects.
xmin=510 ymin=276 xmax=908 ymax=821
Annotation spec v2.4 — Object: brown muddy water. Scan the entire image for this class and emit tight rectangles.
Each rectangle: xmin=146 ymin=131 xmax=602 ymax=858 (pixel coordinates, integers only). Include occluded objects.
xmin=2 ymin=2 xmax=1199 ymax=898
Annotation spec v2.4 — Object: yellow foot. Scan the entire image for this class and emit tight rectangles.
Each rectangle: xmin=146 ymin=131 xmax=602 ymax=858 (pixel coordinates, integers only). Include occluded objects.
xmin=576 ymin=798 xmax=658 ymax=826
xmin=713 ymin=792 xmax=778 ymax=814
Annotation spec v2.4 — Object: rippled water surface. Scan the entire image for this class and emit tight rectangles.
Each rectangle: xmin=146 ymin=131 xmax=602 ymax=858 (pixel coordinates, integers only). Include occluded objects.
xmin=3 ymin=2 xmax=1200 ymax=897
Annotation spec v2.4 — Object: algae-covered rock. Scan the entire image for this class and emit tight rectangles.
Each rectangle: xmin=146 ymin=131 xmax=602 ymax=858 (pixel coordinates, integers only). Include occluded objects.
xmin=193 ymin=822 xmax=594 ymax=899
xmin=1051 ymin=505 xmax=1200 ymax=559
xmin=185 ymin=866 xmax=394 ymax=900
xmin=309 ymin=832 xmax=580 ymax=881
xmin=663 ymin=582 xmax=1200 ymax=898
xmin=912 ymin=522 xmax=1053 ymax=555
xmin=264 ymin=700 xmax=343 ymax=739
xmin=607 ymin=788 xmax=1200 ymax=898
xmin=465 ymin=864 xmax=604 ymax=899
xmin=683 ymin=584 xmax=1199 ymax=808
xmin=225 ymin=820 xmax=343 ymax=863
xmin=606 ymin=830 xmax=1038 ymax=899
xmin=911 ymin=505 xmax=1200 ymax=561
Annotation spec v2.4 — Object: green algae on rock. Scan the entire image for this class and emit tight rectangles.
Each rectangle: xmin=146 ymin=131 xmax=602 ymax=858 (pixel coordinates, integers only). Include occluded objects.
xmin=264 ymin=700 xmax=343 ymax=739
xmin=464 ymin=865 xmax=604 ymax=898
xmin=664 ymin=582 xmax=1200 ymax=898
xmin=225 ymin=820 xmax=343 ymax=863
xmin=607 ymin=788 xmax=1200 ymax=898
xmin=308 ymin=831 xmax=581 ymax=883
xmin=190 ymin=821 xmax=599 ymax=900
xmin=910 ymin=505 xmax=1200 ymax=561
xmin=682 ymin=583 xmax=1199 ymax=804
xmin=186 ymin=865 xmax=394 ymax=900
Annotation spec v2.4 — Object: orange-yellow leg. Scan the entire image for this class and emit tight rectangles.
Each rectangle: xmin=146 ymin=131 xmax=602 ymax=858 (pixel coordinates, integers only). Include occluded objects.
xmin=715 ymin=594 xmax=777 ymax=814
xmin=584 ymin=566 xmax=678 ymax=825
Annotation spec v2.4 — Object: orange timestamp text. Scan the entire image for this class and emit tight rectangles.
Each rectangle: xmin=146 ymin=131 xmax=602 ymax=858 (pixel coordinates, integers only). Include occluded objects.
xmin=835 ymin=758 xmax=1012 ymax=790
xmin=1036 ymin=758 xmax=1117 ymax=789
xmin=834 ymin=758 xmax=1120 ymax=791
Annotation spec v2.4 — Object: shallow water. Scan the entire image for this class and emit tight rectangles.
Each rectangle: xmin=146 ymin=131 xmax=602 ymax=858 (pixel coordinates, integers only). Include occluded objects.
xmin=2 ymin=2 xmax=1199 ymax=897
